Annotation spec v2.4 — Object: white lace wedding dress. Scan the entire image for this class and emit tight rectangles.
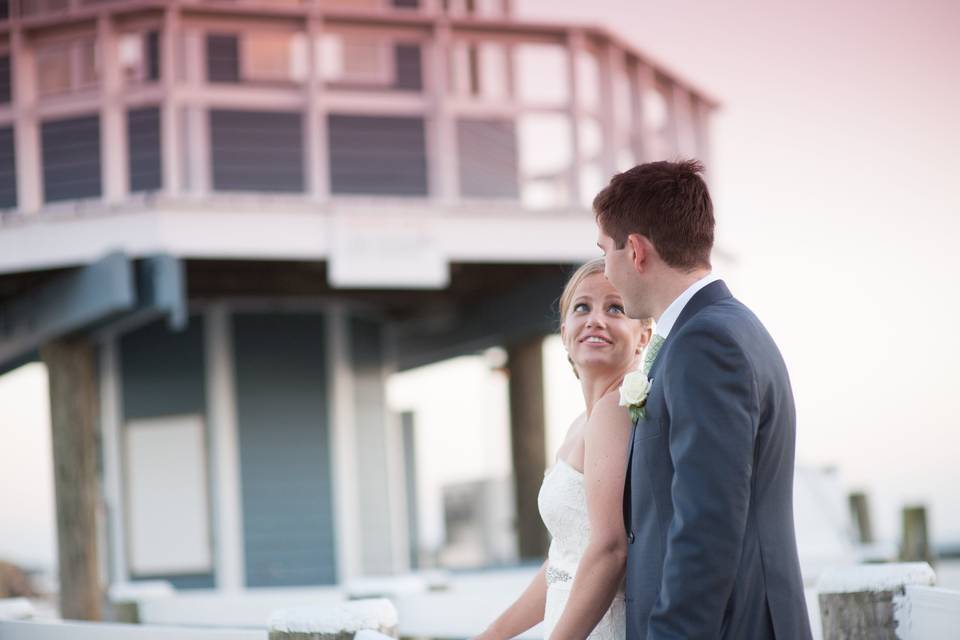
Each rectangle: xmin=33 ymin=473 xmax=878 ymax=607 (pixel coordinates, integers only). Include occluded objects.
xmin=538 ymin=459 xmax=626 ymax=640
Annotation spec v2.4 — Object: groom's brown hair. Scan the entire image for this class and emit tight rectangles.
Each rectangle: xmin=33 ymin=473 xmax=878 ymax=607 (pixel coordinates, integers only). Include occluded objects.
xmin=593 ymin=159 xmax=714 ymax=270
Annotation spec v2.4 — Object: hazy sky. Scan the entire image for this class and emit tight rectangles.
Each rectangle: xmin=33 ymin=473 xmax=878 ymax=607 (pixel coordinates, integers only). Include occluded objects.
xmin=517 ymin=0 xmax=960 ymax=540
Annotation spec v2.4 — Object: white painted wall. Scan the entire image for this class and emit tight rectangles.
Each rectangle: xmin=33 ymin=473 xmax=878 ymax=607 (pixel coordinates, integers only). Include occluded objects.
xmin=0 ymin=363 xmax=55 ymax=570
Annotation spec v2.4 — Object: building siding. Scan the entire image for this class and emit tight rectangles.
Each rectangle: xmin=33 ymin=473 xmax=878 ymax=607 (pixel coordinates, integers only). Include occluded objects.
xmin=394 ymin=43 xmax=422 ymax=91
xmin=119 ymin=315 xmax=215 ymax=590
xmin=0 ymin=126 xmax=16 ymax=209
xmin=206 ymin=34 xmax=240 ymax=83
xmin=127 ymin=106 xmax=163 ymax=193
xmin=456 ymin=118 xmax=519 ymax=198
xmin=328 ymin=114 xmax=428 ymax=196
xmin=41 ymin=114 xmax=102 ymax=203
xmin=0 ymin=54 xmax=11 ymax=104
xmin=233 ymin=312 xmax=337 ymax=587
xmin=210 ymin=109 xmax=305 ymax=193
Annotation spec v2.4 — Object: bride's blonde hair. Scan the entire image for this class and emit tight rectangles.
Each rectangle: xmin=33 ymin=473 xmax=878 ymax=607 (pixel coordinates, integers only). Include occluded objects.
xmin=559 ymin=258 xmax=652 ymax=379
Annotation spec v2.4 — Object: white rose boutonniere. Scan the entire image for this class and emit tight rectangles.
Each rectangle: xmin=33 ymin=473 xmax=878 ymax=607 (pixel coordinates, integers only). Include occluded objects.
xmin=619 ymin=370 xmax=652 ymax=422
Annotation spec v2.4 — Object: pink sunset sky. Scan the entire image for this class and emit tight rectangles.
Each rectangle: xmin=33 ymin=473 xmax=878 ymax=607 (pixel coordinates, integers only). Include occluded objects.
xmin=519 ymin=0 xmax=960 ymax=541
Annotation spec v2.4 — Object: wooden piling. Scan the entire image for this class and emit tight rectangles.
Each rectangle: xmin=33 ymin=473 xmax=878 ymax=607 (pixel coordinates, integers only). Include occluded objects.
xmin=40 ymin=336 xmax=103 ymax=621
xmin=848 ymin=492 xmax=874 ymax=544
xmin=817 ymin=563 xmax=936 ymax=640
xmin=506 ymin=337 xmax=549 ymax=560
xmin=901 ymin=505 xmax=935 ymax=564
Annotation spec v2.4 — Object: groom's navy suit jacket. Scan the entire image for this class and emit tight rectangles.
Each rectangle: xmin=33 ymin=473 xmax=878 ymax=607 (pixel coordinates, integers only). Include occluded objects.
xmin=624 ymin=280 xmax=812 ymax=640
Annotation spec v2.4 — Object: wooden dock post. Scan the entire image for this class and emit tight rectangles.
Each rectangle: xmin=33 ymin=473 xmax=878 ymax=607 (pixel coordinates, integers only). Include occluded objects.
xmin=848 ymin=492 xmax=874 ymax=544
xmin=507 ymin=337 xmax=549 ymax=560
xmin=901 ymin=505 xmax=935 ymax=564
xmin=40 ymin=336 xmax=103 ymax=621
xmin=817 ymin=563 xmax=936 ymax=639
xmin=268 ymin=599 xmax=398 ymax=640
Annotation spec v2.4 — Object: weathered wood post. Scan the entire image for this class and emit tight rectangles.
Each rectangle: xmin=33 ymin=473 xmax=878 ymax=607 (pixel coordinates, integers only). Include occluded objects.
xmin=901 ymin=505 xmax=935 ymax=564
xmin=40 ymin=336 xmax=103 ymax=621
xmin=506 ymin=337 xmax=549 ymax=560
xmin=817 ymin=562 xmax=936 ymax=639
xmin=268 ymin=599 xmax=398 ymax=640
xmin=848 ymin=492 xmax=874 ymax=544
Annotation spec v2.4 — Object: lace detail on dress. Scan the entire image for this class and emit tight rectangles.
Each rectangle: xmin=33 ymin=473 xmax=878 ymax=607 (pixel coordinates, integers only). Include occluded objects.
xmin=537 ymin=460 xmax=625 ymax=640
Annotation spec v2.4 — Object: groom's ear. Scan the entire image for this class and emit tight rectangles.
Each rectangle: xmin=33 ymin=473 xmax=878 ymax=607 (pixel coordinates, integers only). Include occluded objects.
xmin=626 ymin=234 xmax=646 ymax=271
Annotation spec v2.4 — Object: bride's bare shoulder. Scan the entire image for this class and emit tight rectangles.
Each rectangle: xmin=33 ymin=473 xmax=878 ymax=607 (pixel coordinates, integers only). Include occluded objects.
xmin=587 ymin=391 xmax=631 ymax=432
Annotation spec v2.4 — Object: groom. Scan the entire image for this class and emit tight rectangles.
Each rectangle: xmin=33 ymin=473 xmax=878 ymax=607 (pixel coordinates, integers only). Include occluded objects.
xmin=595 ymin=160 xmax=812 ymax=639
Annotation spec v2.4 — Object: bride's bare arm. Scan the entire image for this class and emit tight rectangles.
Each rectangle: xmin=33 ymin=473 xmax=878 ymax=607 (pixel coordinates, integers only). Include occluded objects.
xmin=474 ymin=560 xmax=548 ymax=640
xmin=548 ymin=391 xmax=632 ymax=640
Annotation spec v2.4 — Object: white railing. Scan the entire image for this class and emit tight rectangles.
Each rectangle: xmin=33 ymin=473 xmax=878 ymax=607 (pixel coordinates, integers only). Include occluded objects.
xmin=894 ymin=584 xmax=960 ymax=640
xmin=0 ymin=620 xmax=265 ymax=640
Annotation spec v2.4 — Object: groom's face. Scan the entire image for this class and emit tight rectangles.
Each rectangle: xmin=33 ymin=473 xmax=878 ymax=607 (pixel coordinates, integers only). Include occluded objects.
xmin=597 ymin=227 xmax=645 ymax=319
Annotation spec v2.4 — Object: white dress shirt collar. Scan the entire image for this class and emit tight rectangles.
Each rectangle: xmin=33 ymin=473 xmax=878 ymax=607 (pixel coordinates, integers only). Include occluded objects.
xmin=654 ymin=273 xmax=722 ymax=339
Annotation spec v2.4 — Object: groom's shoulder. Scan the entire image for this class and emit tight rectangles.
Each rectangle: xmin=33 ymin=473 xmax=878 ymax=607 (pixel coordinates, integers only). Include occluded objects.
xmin=678 ymin=295 xmax=774 ymax=351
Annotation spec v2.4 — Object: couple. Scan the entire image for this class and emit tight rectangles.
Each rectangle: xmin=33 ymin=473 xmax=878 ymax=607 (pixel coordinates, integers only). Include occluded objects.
xmin=479 ymin=161 xmax=813 ymax=639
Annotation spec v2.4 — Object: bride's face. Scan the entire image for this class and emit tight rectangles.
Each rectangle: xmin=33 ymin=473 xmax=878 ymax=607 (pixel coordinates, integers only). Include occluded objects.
xmin=561 ymin=273 xmax=649 ymax=378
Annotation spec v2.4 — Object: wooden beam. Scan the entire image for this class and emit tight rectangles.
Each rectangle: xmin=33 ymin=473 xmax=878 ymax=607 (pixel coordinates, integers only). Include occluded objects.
xmin=507 ymin=337 xmax=549 ymax=560
xmin=41 ymin=336 xmax=102 ymax=621
xmin=0 ymin=252 xmax=135 ymax=366
xmin=393 ymin=269 xmax=568 ymax=371
xmin=0 ymin=253 xmax=186 ymax=371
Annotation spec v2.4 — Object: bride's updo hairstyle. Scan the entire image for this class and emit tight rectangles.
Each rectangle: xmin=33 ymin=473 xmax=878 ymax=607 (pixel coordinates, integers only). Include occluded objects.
xmin=559 ymin=258 xmax=652 ymax=379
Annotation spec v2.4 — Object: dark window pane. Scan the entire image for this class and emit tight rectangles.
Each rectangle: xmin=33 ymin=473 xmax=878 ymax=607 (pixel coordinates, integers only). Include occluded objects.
xmin=206 ymin=34 xmax=239 ymax=83
xmin=328 ymin=114 xmax=428 ymax=196
xmin=146 ymin=31 xmax=161 ymax=81
xmin=0 ymin=126 xmax=16 ymax=209
xmin=0 ymin=55 xmax=10 ymax=103
xmin=393 ymin=43 xmax=422 ymax=91
xmin=210 ymin=109 xmax=304 ymax=193
xmin=41 ymin=114 xmax=101 ymax=203
xmin=457 ymin=118 xmax=519 ymax=198
xmin=128 ymin=106 xmax=162 ymax=193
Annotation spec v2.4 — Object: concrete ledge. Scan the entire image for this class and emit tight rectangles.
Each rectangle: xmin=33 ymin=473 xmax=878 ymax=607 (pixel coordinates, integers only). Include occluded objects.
xmin=268 ymin=598 xmax=398 ymax=640
xmin=817 ymin=563 xmax=936 ymax=640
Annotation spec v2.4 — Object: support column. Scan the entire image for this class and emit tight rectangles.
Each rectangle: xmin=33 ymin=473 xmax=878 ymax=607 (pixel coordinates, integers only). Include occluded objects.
xmin=327 ymin=305 xmax=361 ymax=582
xmin=98 ymin=335 xmax=127 ymax=587
xmin=507 ymin=337 xmax=548 ymax=560
xmin=597 ymin=42 xmax=619 ymax=179
xmin=305 ymin=11 xmax=330 ymax=201
xmin=565 ymin=30 xmax=585 ymax=207
xmin=12 ymin=28 xmax=42 ymax=212
xmin=205 ymin=304 xmax=245 ymax=591
xmin=633 ymin=60 xmax=656 ymax=163
xmin=98 ymin=14 xmax=127 ymax=204
xmin=428 ymin=20 xmax=459 ymax=203
xmin=41 ymin=336 xmax=103 ymax=621
xmin=182 ymin=28 xmax=210 ymax=197
xmin=160 ymin=4 xmax=182 ymax=197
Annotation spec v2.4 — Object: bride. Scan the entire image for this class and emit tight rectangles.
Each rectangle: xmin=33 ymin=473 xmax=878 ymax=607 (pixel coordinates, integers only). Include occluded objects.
xmin=476 ymin=258 xmax=652 ymax=640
